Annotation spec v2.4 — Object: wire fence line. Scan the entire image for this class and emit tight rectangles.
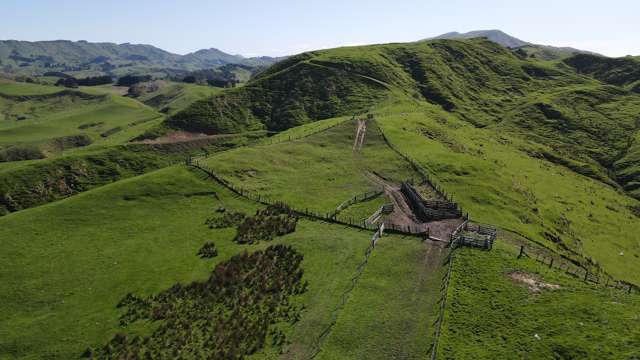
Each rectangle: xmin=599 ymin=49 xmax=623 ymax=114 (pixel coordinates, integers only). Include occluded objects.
xmin=517 ymin=245 xmax=639 ymax=295
xmin=189 ymin=114 xmax=355 ymax=165
xmin=427 ymin=237 xmax=460 ymax=360
xmin=373 ymin=118 xmax=458 ymax=205
xmin=187 ymin=159 xmax=429 ymax=239
xmin=307 ymin=224 xmax=385 ymax=359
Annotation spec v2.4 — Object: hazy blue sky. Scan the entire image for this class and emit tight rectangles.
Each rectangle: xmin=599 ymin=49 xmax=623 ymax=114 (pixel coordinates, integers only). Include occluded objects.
xmin=2 ymin=0 xmax=638 ymax=57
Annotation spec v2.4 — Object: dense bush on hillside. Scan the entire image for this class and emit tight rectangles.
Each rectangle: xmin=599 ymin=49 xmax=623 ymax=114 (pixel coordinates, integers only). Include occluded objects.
xmin=90 ymin=245 xmax=307 ymax=359
xmin=235 ymin=204 xmax=298 ymax=244
xmin=77 ymin=75 xmax=113 ymax=86
xmin=0 ymin=145 xmax=45 ymax=163
xmin=56 ymin=76 xmax=113 ymax=87
xmin=49 ymin=134 xmax=93 ymax=151
xmin=564 ymin=54 xmax=640 ymax=88
xmin=55 ymin=77 xmax=78 ymax=88
xmin=205 ymin=210 xmax=246 ymax=229
xmin=117 ymin=74 xmax=152 ymax=87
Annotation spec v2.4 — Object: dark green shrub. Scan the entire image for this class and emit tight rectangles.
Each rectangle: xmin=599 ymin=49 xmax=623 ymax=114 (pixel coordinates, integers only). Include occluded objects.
xmin=197 ymin=241 xmax=218 ymax=258
xmin=0 ymin=145 xmax=45 ymax=162
xmin=234 ymin=204 xmax=298 ymax=244
xmin=205 ymin=211 xmax=246 ymax=229
xmin=93 ymin=245 xmax=307 ymax=359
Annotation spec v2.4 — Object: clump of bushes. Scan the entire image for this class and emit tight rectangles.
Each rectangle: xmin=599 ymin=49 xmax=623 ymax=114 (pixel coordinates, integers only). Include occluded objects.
xmin=94 ymin=245 xmax=307 ymax=359
xmin=100 ymin=127 xmax=122 ymax=138
xmin=197 ymin=241 xmax=218 ymax=258
xmin=118 ymin=74 xmax=152 ymax=87
xmin=235 ymin=204 xmax=298 ymax=244
xmin=50 ymin=134 xmax=92 ymax=151
xmin=56 ymin=75 xmax=112 ymax=88
xmin=205 ymin=210 xmax=246 ymax=229
xmin=0 ymin=145 xmax=45 ymax=162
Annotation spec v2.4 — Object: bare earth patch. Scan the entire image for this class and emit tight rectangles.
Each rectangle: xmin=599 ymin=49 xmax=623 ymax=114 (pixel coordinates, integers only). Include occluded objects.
xmin=365 ymin=171 xmax=463 ymax=240
xmin=136 ymin=131 xmax=225 ymax=144
xmin=508 ymin=271 xmax=560 ymax=293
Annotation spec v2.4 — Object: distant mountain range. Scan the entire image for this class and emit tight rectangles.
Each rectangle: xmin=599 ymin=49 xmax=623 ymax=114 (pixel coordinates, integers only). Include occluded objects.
xmin=425 ymin=30 xmax=599 ymax=60
xmin=0 ymin=31 xmax=621 ymax=79
xmin=0 ymin=40 xmax=283 ymax=77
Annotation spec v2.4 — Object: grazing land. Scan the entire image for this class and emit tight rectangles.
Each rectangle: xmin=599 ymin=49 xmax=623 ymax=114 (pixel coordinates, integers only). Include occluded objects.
xmin=1 ymin=35 xmax=639 ymax=360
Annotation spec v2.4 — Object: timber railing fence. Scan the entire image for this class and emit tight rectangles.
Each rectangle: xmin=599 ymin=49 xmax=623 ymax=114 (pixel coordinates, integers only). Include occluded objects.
xmin=332 ymin=188 xmax=384 ymax=217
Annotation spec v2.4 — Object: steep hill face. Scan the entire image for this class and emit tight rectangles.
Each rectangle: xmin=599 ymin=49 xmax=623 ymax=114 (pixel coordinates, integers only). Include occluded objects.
xmin=169 ymin=39 xmax=640 ymax=199
xmin=0 ymin=40 xmax=280 ymax=76
xmin=564 ymin=53 xmax=640 ymax=91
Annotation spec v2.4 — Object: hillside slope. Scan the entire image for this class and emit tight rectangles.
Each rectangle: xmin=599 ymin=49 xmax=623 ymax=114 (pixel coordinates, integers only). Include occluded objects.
xmin=169 ymin=39 xmax=640 ymax=199
xmin=564 ymin=53 xmax=640 ymax=91
xmin=0 ymin=80 xmax=163 ymax=157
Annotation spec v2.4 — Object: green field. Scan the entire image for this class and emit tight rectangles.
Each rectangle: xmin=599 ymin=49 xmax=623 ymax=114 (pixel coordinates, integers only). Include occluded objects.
xmin=0 ymin=91 xmax=162 ymax=150
xmin=134 ymin=82 xmax=223 ymax=116
xmin=202 ymin=119 xmax=417 ymax=214
xmin=375 ymin=105 xmax=640 ymax=285
xmin=0 ymin=165 xmax=384 ymax=359
xmin=2 ymin=37 xmax=640 ymax=359
xmin=439 ymin=240 xmax=640 ymax=359
xmin=318 ymin=238 xmax=445 ymax=360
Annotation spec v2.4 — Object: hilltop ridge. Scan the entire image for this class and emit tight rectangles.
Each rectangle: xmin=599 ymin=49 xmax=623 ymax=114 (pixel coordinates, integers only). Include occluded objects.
xmin=0 ymin=39 xmax=280 ymax=76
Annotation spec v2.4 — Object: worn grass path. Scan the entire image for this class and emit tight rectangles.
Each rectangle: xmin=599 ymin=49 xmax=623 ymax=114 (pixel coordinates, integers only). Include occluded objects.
xmin=317 ymin=237 xmax=447 ymax=360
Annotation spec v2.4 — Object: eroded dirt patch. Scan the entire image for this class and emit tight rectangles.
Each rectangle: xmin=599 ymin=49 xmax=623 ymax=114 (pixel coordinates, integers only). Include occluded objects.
xmin=136 ymin=130 xmax=216 ymax=144
xmin=508 ymin=271 xmax=560 ymax=293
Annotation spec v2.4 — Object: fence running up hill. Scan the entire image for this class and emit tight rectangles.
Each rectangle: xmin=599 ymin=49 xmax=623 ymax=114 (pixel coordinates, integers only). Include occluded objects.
xmin=333 ymin=188 xmax=384 ymax=216
xmin=517 ymin=245 xmax=639 ymax=295
xmin=188 ymin=158 xmax=431 ymax=238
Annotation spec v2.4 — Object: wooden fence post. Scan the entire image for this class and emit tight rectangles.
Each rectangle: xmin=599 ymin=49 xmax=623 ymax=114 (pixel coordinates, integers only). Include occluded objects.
xmin=517 ymin=246 xmax=524 ymax=259
xmin=549 ymin=258 xmax=554 ymax=268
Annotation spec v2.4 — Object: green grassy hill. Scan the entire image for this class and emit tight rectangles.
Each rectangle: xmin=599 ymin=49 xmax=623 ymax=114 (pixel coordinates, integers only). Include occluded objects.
xmin=172 ymin=39 xmax=640 ymax=200
xmin=563 ymin=53 xmax=640 ymax=91
xmin=130 ymin=81 xmax=223 ymax=116
xmin=1 ymin=38 xmax=639 ymax=360
xmin=0 ymin=80 xmax=163 ymax=158
xmin=439 ymin=239 xmax=640 ymax=359
xmin=201 ymin=118 xmax=417 ymax=214
xmin=0 ymin=166 xmax=390 ymax=359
